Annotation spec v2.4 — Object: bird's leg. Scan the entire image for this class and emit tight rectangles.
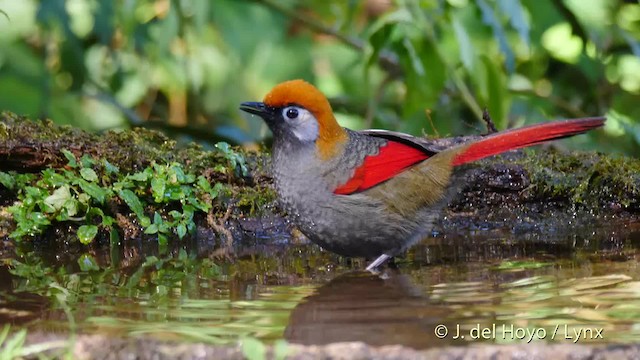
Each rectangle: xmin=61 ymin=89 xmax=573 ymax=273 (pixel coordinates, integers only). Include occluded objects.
xmin=366 ymin=227 xmax=434 ymax=272
xmin=365 ymin=254 xmax=392 ymax=272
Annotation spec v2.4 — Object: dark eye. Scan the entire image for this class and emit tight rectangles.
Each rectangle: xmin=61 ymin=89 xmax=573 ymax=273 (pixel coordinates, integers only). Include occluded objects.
xmin=285 ymin=107 xmax=299 ymax=119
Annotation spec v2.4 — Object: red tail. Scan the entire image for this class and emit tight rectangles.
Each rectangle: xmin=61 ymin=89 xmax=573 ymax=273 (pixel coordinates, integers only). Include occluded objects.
xmin=452 ymin=117 xmax=605 ymax=166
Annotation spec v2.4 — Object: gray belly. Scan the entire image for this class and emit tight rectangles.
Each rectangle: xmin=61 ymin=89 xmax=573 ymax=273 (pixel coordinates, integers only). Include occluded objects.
xmin=281 ymin=190 xmax=423 ymax=258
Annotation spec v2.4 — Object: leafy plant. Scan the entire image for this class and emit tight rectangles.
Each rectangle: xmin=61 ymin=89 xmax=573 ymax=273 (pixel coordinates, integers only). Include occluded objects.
xmin=3 ymin=150 xmax=116 ymax=242
xmin=2 ymin=145 xmax=233 ymax=245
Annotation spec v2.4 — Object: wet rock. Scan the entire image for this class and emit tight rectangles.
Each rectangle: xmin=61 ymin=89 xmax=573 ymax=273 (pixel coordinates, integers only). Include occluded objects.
xmin=21 ymin=334 xmax=640 ymax=360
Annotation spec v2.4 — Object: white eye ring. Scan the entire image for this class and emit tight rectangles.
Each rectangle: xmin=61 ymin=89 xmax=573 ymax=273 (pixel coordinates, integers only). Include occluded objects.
xmin=280 ymin=106 xmax=319 ymax=142
xmin=283 ymin=107 xmax=300 ymax=120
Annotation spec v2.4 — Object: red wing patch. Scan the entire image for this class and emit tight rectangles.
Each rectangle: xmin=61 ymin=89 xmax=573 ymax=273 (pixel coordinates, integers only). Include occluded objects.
xmin=333 ymin=141 xmax=430 ymax=195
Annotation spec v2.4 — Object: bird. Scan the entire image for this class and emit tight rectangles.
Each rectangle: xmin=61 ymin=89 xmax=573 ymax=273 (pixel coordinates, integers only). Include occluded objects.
xmin=240 ymin=79 xmax=605 ymax=271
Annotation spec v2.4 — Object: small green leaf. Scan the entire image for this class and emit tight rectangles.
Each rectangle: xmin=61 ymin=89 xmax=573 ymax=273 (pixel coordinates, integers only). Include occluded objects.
xmin=13 ymin=173 xmax=36 ymax=188
xmin=103 ymin=159 xmax=120 ymax=174
xmin=102 ymin=215 xmax=115 ymax=227
xmin=45 ymin=186 xmax=72 ymax=211
xmin=177 ymin=223 xmax=187 ymax=239
xmin=63 ymin=199 xmax=79 ymax=218
xmin=78 ymin=193 xmax=90 ymax=204
xmin=182 ymin=205 xmax=195 ymax=216
xmin=215 ymin=142 xmax=231 ymax=154
xmin=112 ymin=179 xmax=133 ymax=191
xmin=41 ymin=169 xmax=68 ymax=187
xmin=80 ymin=168 xmax=98 ymax=182
xmin=166 ymin=186 xmax=185 ymax=201
xmin=117 ymin=189 xmax=145 ymax=219
xmin=129 ymin=168 xmax=151 ymax=182
xmin=139 ymin=216 xmax=151 ymax=227
xmin=77 ymin=225 xmax=98 ymax=244
xmin=196 ymin=175 xmax=211 ymax=191
xmin=61 ymin=149 xmax=78 ymax=168
xmin=170 ymin=164 xmax=187 ymax=183
xmin=158 ymin=233 xmax=168 ymax=246
xmin=25 ymin=186 xmax=45 ymax=198
xmin=151 ymin=177 xmax=166 ymax=202
xmin=80 ymin=154 xmax=96 ymax=168
xmin=158 ymin=222 xmax=170 ymax=233
xmin=78 ymin=253 xmax=100 ymax=271
xmin=145 ymin=224 xmax=158 ymax=234
xmin=31 ymin=212 xmax=50 ymax=226
xmin=78 ymin=179 xmax=109 ymax=204
xmin=0 ymin=171 xmax=16 ymax=189
xmin=184 ymin=172 xmax=196 ymax=183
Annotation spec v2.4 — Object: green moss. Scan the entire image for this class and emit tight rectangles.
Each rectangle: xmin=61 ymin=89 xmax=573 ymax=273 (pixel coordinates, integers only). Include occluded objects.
xmin=0 ymin=112 xmax=260 ymax=179
xmin=234 ymin=186 xmax=277 ymax=215
xmin=504 ymin=150 xmax=640 ymax=210
xmin=0 ymin=121 xmax=8 ymax=140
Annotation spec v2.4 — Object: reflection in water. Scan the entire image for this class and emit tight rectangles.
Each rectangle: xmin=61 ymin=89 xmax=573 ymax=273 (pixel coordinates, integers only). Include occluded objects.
xmin=0 ymin=266 xmax=49 ymax=326
xmin=1 ymin=221 xmax=640 ymax=346
xmin=284 ymin=271 xmax=450 ymax=348
xmin=284 ymin=270 xmax=640 ymax=348
xmin=282 ymin=224 xmax=640 ymax=348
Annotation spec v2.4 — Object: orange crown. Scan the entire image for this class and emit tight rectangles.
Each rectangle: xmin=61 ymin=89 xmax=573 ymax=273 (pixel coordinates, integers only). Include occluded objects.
xmin=263 ymin=80 xmax=347 ymax=159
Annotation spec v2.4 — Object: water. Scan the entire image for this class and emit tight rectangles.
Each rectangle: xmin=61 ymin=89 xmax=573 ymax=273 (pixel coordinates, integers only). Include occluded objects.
xmin=2 ymin=220 xmax=640 ymax=348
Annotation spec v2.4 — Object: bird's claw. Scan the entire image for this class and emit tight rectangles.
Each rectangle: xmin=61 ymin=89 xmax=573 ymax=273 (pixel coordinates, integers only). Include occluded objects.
xmin=365 ymin=254 xmax=391 ymax=273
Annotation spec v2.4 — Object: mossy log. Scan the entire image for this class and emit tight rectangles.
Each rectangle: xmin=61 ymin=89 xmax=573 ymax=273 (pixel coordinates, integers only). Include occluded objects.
xmin=0 ymin=112 xmax=638 ymax=257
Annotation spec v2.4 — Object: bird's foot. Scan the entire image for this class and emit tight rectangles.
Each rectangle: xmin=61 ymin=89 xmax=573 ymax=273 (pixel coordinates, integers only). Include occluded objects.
xmin=365 ymin=254 xmax=392 ymax=273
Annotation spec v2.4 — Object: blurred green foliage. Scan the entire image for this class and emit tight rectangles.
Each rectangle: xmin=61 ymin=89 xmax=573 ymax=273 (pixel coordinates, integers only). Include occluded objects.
xmin=0 ymin=0 xmax=638 ymax=154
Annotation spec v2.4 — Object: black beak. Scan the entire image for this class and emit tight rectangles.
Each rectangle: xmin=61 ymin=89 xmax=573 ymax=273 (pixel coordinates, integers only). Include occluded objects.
xmin=239 ymin=102 xmax=276 ymax=120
